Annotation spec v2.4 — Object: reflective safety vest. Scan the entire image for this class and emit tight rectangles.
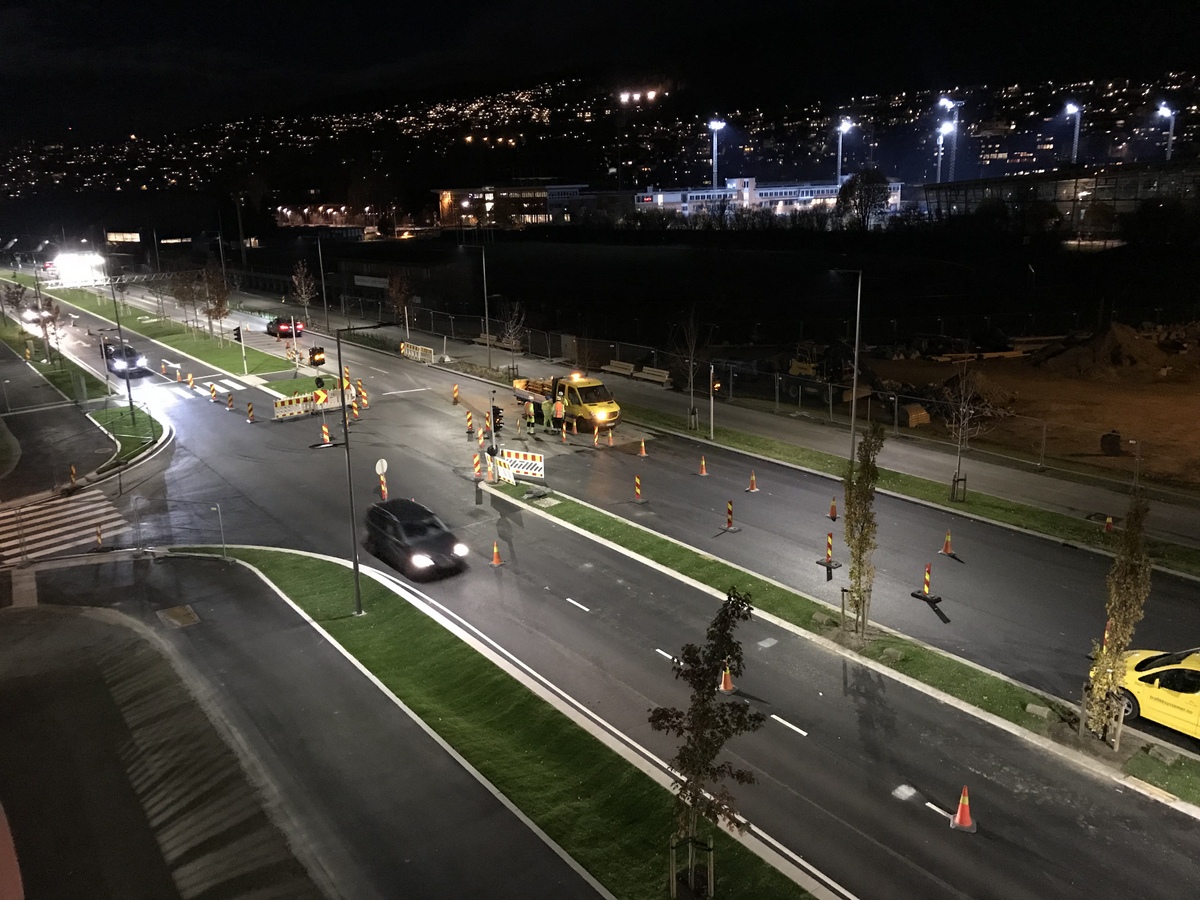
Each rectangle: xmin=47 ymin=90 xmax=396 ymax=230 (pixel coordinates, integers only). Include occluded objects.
xmin=553 ymin=400 xmax=565 ymax=419
xmin=525 ymin=400 xmax=535 ymax=419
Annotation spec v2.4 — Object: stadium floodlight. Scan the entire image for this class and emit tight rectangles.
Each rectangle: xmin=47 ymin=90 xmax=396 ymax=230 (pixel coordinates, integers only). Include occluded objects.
xmin=707 ymin=119 xmax=726 ymax=187
xmin=1158 ymin=105 xmax=1177 ymax=161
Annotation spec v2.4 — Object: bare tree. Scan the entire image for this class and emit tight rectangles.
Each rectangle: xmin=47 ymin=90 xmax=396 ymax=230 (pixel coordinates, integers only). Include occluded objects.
xmin=836 ymin=169 xmax=891 ymax=230
xmin=648 ymin=587 xmax=766 ymax=893
xmin=500 ymin=298 xmax=526 ymax=371
xmin=1082 ymin=491 xmax=1152 ymax=749
xmin=942 ymin=363 xmax=997 ymax=487
xmin=670 ymin=307 xmax=707 ymax=429
xmin=169 ymin=271 xmax=201 ymax=330
xmin=201 ymin=263 xmax=232 ymax=343
xmin=2 ymin=282 xmax=27 ymax=324
xmin=843 ymin=423 xmax=886 ymax=637
xmin=291 ymin=260 xmax=318 ymax=326
xmin=386 ymin=270 xmax=412 ymax=335
xmin=36 ymin=295 xmax=64 ymax=366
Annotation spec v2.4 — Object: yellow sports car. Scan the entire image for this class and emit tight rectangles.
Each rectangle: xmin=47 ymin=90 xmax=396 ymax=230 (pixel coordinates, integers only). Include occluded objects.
xmin=1120 ymin=648 xmax=1200 ymax=739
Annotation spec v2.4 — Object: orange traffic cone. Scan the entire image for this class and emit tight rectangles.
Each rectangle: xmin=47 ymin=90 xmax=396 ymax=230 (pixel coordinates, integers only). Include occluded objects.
xmin=1104 ymin=516 xmax=1113 ymax=533
xmin=718 ymin=665 xmax=735 ymax=694
xmin=746 ymin=471 xmax=759 ymax=493
xmin=638 ymin=439 xmax=648 ymax=458
xmin=698 ymin=456 xmax=709 ymax=476
xmin=489 ymin=541 xmax=505 ymax=568
xmin=160 ymin=361 xmax=166 ymax=375
xmin=829 ymin=497 xmax=837 ymax=521
xmin=176 ymin=369 xmax=181 ymax=383
xmin=572 ymin=418 xmax=578 ymax=435
xmin=607 ymin=429 xmax=614 ymax=448
xmin=939 ymin=530 xmax=954 ymax=555
xmin=950 ymin=786 xmax=976 ymax=833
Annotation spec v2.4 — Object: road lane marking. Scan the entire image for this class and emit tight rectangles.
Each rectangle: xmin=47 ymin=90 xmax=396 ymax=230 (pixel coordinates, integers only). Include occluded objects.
xmin=924 ymin=801 xmax=952 ymax=820
xmin=565 ymin=597 xmax=590 ymax=612
xmin=220 ymin=379 xmax=244 ymax=391
xmin=770 ymin=714 xmax=808 ymax=737
xmin=655 ymin=648 xmax=675 ymax=661
xmin=382 ymin=388 xmax=428 ymax=395
xmin=892 ymin=784 xmax=917 ymax=801
xmin=370 ymin=366 xmax=388 ymax=374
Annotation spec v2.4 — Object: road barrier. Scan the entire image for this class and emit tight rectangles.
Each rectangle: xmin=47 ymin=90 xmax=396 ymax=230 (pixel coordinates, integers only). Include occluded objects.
xmin=400 ymin=342 xmax=434 ymax=364
xmin=500 ymin=448 xmax=545 ymax=480
xmin=273 ymin=395 xmax=311 ymax=420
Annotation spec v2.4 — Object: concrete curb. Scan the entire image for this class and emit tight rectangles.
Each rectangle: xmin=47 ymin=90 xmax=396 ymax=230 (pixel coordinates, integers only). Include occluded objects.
xmin=482 ymin=481 xmax=1200 ymax=823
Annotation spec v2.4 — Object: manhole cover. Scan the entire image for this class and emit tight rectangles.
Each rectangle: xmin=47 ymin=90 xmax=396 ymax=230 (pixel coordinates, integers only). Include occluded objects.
xmin=157 ymin=605 xmax=200 ymax=629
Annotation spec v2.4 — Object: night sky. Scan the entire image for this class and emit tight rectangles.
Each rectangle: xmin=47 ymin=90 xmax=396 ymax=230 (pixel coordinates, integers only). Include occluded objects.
xmin=3 ymin=1 xmax=1196 ymax=140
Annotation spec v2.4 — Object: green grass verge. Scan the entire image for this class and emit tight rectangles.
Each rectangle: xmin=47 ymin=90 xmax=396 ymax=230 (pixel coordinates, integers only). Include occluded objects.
xmin=176 ymin=547 xmax=810 ymax=900
xmin=0 ymin=316 xmax=110 ymax=401
xmin=491 ymin=480 xmax=1200 ymax=806
xmin=90 ymin=405 xmax=164 ymax=465
xmin=1124 ymin=748 xmax=1200 ymax=799
xmin=622 ymin=404 xmax=1200 ymax=578
xmin=13 ymin=279 xmax=284 ymax=377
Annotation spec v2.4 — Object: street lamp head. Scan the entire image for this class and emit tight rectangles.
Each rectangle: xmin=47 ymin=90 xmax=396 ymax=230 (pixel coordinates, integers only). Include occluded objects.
xmin=1158 ymin=104 xmax=1174 ymax=118
xmin=939 ymin=97 xmax=955 ymax=110
xmin=707 ymin=119 xmax=726 ymax=132
xmin=939 ymin=121 xmax=956 ymax=136
xmin=619 ymin=92 xmax=630 ymax=104
xmin=1065 ymin=102 xmax=1080 ymax=116
xmin=646 ymin=90 xmax=657 ymax=101
xmin=839 ymin=119 xmax=853 ymax=133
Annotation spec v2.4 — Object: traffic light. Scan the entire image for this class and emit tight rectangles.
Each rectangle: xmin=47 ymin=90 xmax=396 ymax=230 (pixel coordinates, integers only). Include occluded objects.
xmin=232 ymin=326 xmax=242 ymax=343
xmin=491 ymin=404 xmax=504 ymax=431
xmin=309 ymin=347 xmax=326 ymax=366
xmin=710 ymin=375 xmax=722 ymax=394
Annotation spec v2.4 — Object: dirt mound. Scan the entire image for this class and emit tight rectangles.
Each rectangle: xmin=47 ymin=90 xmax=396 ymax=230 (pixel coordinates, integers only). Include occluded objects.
xmin=1036 ymin=323 xmax=1169 ymax=378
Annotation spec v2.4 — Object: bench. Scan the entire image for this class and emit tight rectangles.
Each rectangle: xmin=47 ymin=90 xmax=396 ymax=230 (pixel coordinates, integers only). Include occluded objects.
xmin=600 ymin=359 xmax=636 ymax=377
xmin=632 ymin=366 xmax=673 ymax=389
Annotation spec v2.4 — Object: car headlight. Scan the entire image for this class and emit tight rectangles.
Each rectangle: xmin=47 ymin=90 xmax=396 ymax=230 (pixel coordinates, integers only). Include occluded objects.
xmin=411 ymin=554 xmax=435 ymax=569
xmin=135 ymin=356 xmax=147 ymax=368
xmin=594 ymin=410 xmax=608 ymax=421
xmin=452 ymin=543 xmax=469 ymax=558
xmin=113 ymin=360 xmax=127 ymax=369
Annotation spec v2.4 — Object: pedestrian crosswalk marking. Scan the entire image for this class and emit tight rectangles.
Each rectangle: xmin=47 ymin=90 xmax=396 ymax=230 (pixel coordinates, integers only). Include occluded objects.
xmin=219 ymin=379 xmax=244 ymax=392
xmin=163 ymin=379 xmax=247 ymax=400
xmin=0 ymin=489 xmax=130 ymax=562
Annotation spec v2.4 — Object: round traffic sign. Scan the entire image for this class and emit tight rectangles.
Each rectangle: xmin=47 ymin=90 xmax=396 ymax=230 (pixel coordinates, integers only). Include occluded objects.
xmin=375 ymin=458 xmax=388 ymax=475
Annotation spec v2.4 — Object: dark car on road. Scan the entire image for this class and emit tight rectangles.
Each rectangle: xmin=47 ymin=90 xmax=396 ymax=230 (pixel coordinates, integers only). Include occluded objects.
xmin=363 ymin=499 xmax=469 ymax=580
xmin=266 ymin=316 xmax=305 ymax=337
xmin=103 ymin=343 xmax=148 ymax=377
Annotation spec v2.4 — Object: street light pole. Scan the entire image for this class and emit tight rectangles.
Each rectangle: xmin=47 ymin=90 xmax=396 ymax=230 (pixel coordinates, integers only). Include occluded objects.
xmin=939 ymin=98 xmax=963 ymax=181
xmin=709 ymin=363 xmax=715 ymax=441
xmin=707 ymin=119 xmax=726 ymax=188
xmin=837 ymin=119 xmax=853 ymax=183
xmin=1159 ymin=105 xmax=1176 ymax=161
xmin=108 ymin=276 xmax=137 ymax=423
xmin=1066 ymin=103 xmax=1083 ymax=164
xmin=317 ymin=236 xmax=330 ymax=331
xmin=936 ymin=123 xmax=954 ymax=184
xmin=833 ymin=269 xmax=864 ymax=462
xmin=336 ymin=322 xmax=388 ymax=617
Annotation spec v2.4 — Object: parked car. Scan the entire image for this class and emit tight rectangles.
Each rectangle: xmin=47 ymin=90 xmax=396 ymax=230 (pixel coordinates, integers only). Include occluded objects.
xmin=1118 ymin=647 xmax=1200 ymax=739
xmin=363 ymin=499 xmax=469 ymax=580
xmin=266 ymin=316 xmax=305 ymax=337
xmin=104 ymin=343 xmax=148 ymax=377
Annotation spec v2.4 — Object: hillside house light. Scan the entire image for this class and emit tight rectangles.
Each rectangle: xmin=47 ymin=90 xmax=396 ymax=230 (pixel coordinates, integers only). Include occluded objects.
xmin=708 ymin=119 xmax=726 ymax=187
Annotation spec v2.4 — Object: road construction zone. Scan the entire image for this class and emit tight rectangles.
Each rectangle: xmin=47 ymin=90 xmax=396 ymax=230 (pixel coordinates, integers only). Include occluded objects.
xmin=272 ymin=384 xmax=358 ymax=421
xmin=500 ymin=448 xmax=545 ymax=480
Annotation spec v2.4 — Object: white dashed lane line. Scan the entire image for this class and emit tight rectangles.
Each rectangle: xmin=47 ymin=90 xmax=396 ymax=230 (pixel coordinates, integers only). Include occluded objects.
xmin=565 ymin=597 xmax=590 ymax=612
xmin=654 ymin=648 xmax=675 ymax=662
xmin=770 ymin=714 xmax=809 ymax=737
xmin=370 ymin=366 xmax=388 ymax=374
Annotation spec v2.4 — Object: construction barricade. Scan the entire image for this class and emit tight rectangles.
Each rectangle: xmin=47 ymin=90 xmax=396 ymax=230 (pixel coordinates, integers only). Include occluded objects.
xmin=499 ymin=448 xmax=545 ymax=481
xmin=400 ymin=342 xmax=434 ymax=364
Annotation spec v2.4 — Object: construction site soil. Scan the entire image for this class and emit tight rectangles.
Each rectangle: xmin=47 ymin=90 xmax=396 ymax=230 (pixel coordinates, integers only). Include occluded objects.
xmin=868 ymin=324 xmax=1200 ymax=487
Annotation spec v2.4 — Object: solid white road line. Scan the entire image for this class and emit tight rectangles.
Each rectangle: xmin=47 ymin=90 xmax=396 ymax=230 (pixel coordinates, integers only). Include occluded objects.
xmin=770 ymin=714 xmax=809 ymax=737
xmin=654 ymin=648 xmax=675 ymax=661
xmin=924 ymin=801 xmax=952 ymax=820
xmin=219 ymin=379 xmax=245 ymax=391
xmin=381 ymin=388 xmax=428 ymax=395
xmin=369 ymin=366 xmax=388 ymax=374
xmin=565 ymin=597 xmax=590 ymax=612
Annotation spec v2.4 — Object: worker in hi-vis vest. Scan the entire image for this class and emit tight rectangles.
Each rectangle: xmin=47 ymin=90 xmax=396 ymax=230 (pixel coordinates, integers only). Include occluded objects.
xmin=541 ymin=398 xmax=554 ymax=433
xmin=552 ymin=395 xmax=565 ymax=433
xmin=524 ymin=399 xmax=536 ymax=432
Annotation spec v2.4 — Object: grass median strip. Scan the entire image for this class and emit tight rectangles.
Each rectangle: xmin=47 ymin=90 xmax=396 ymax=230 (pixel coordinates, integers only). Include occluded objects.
xmin=175 ymin=546 xmax=811 ymax=900
xmin=491 ymin=480 xmax=1200 ymax=807
xmin=0 ymin=317 xmax=110 ymax=401
xmin=90 ymin=405 xmax=164 ymax=465
xmin=622 ymin=404 xmax=1200 ymax=578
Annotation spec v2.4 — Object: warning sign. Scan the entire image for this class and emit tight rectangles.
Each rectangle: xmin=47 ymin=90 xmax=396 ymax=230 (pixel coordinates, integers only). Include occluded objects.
xmin=494 ymin=456 xmax=516 ymax=486
xmin=313 ymin=388 xmax=328 ymax=405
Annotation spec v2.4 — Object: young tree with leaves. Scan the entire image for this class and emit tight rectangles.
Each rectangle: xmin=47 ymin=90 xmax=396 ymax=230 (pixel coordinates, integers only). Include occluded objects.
xmin=836 ymin=169 xmax=891 ymax=230
xmin=1082 ymin=491 xmax=1152 ymax=748
xmin=1 ymin=282 xmax=27 ymax=324
xmin=648 ymin=587 xmax=766 ymax=893
xmin=843 ymin=423 xmax=886 ymax=637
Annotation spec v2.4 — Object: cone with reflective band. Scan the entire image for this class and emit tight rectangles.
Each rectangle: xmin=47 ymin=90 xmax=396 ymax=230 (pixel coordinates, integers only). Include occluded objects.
xmin=950 ymin=786 xmax=976 ymax=833
xmin=452 ymin=384 xmax=459 ymax=405
xmin=247 ymin=402 xmax=254 ymax=423
xmin=718 ymin=664 xmax=735 ymax=694
xmin=572 ymin=418 xmax=578 ymax=435
xmin=489 ymin=541 xmax=505 ymax=567
xmin=607 ymin=429 xmax=614 ymax=448
xmin=829 ymin=496 xmax=837 ymax=521
xmin=322 ymin=424 xmax=330 ymax=445
xmin=473 ymin=453 xmax=482 ymax=480
xmin=227 ymin=393 xmax=234 ymax=411
xmin=746 ymin=470 xmax=759 ymax=492
xmin=939 ymin=530 xmax=954 ymax=556
xmin=176 ymin=369 xmax=181 ymax=382
xmin=1104 ymin=515 xmax=1113 ymax=533
xmin=160 ymin=361 xmax=166 ymax=375
xmin=698 ymin=456 xmax=709 ymax=476
xmin=638 ymin=439 xmax=648 ymax=458
xmin=379 ymin=474 xmax=388 ymax=501
xmin=187 ymin=373 xmax=194 ymax=389
xmin=486 ymin=454 xmax=495 ymax=483
xmin=466 ymin=411 xmax=474 ymax=434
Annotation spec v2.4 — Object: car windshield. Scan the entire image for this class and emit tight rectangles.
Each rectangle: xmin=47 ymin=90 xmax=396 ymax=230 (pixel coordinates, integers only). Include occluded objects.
xmin=402 ymin=518 xmax=445 ymax=541
xmin=1134 ymin=648 xmax=1200 ymax=671
xmin=577 ymin=384 xmax=613 ymax=404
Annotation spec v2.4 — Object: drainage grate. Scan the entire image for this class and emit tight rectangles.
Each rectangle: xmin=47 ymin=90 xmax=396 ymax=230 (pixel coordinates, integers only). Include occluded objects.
xmin=156 ymin=605 xmax=200 ymax=628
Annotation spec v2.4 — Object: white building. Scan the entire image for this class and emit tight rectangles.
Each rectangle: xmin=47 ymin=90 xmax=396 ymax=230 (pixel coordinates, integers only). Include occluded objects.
xmin=633 ymin=176 xmax=903 ymax=218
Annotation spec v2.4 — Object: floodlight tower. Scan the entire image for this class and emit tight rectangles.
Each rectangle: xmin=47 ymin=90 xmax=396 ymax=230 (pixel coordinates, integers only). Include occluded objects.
xmin=1159 ymin=104 xmax=1177 ymax=161
xmin=707 ymin=119 xmax=726 ymax=187
xmin=938 ymin=97 xmax=964 ymax=181
xmin=836 ymin=119 xmax=854 ymax=183
xmin=1065 ymin=103 xmax=1083 ymax=164
xmin=936 ymin=122 xmax=955 ymax=184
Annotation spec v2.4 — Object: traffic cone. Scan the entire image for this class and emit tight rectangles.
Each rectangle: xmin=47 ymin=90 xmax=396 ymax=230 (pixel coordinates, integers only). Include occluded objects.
xmin=176 ymin=369 xmax=181 ymax=383
xmin=607 ymin=429 xmax=614 ymax=448
xmin=638 ymin=439 xmax=648 ymax=458
xmin=698 ymin=456 xmax=709 ymax=476
xmin=829 ymin=497 xmax=837 ymax=521
xmin=572 ymin=418 xmax=578 ymax=435
xmin=939 ymin=530 xmax=954 ymax=555
xmin=1104 ymin=516 xmax=1113 ymax=533
xmin=718 ymin=664 xmax=735 ymax=694
xmin=950 ymin=786 xmax=976 ymax=833
xmin=160 ymin=361 xmax=166 ymax=375
xmin=489 ymin=541 xmax=505 ymax=568
xmin=746 ymin=471 xmax=759 ymax=493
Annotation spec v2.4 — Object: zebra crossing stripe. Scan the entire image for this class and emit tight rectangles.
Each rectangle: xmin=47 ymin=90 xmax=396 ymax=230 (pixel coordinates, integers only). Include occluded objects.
xmin=219 ymin=379 xmax=244 ymax=392
xmin=0 ymin=490 xmax=130 ymax=561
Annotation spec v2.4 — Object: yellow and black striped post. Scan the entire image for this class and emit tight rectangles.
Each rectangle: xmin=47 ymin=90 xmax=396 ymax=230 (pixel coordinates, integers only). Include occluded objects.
xmin=209 ymin=383 xmax=217 ymax=402
xmin=246 ymin=402 xmax=254 ymax=423
xmin=226 ymin=393 xmax=234 ymax=411
xmin=351 ymin=400 xmax=359 ymax=421
xmin=321 ymin=424 xmax=330 ymax=445
xmin=466 ymin=411 xmax=474 ymax=434
xmin=453 ymin=384 xmax=459 ymax=405
xmin=380 ymin=473 xmax=388 ymax=501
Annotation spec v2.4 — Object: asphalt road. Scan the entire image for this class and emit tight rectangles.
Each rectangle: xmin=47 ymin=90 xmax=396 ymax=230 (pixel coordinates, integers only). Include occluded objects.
xmin=29 ymin=281 xmax=1200 ymax=896
xmin=35 ymin=556 xmax=608 ymax=900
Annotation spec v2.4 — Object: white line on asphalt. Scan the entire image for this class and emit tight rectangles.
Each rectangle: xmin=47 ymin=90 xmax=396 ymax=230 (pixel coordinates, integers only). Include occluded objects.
xmin=891 ymin=784 xmax=917 ymax=801
xmin=924 ymin=801 xmax=952 ymax=819
xmin=382 ymin=389 xmax=428 ymax=395
xmin=655 ymin=648 xmax=675 ymax=661
xmin=770 ymin=714 xmax=809 ymax=737
xmin=370 ymin=366 xmax=388 ymax=374
xmin=220 ymin=379 xmax=244 ymax=392
xmin=565 ymin=597 xmax=590 ymax=612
